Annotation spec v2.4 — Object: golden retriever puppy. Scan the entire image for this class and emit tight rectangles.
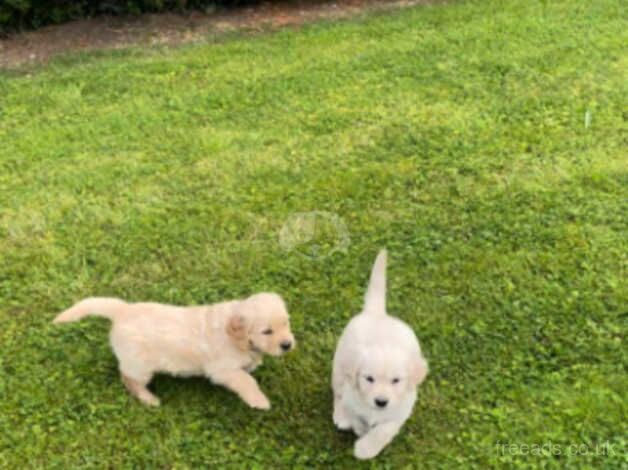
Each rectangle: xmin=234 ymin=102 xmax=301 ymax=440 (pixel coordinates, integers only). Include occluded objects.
xmin=53 ymin=292 xmax=294 ymax=409
xmin=332 ymin=250 xmax=428 ymax=459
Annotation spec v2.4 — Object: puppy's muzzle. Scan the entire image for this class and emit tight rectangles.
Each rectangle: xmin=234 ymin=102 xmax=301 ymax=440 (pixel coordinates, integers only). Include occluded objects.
xmin=280 ymin=340 xmax=293 ymax=352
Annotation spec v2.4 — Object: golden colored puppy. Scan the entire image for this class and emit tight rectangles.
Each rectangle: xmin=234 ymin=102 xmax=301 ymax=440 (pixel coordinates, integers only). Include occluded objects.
xmin=54 ymin=292 xmax=294 ymax=408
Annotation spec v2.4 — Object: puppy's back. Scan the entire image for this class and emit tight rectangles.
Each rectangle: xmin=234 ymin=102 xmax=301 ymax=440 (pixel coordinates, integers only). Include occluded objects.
xmin=344 ymin=311 xmax=420 ymax=352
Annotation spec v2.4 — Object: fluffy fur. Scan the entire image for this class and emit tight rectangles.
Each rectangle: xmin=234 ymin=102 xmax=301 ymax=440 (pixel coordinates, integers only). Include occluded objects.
xmin=332 ymin=250 xmax=428 ymax=459
xmin=53 ymin=292 xmax=295 ymax=408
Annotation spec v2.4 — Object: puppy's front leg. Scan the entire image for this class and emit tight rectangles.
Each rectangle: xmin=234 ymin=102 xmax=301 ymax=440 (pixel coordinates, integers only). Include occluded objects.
xmin=354 ymin=420 xmax=404 ymax=460
xmin=212 ymin=369 xmax=271 ymax=410
xmin=333 ymin=396 xmax=352 ymax=431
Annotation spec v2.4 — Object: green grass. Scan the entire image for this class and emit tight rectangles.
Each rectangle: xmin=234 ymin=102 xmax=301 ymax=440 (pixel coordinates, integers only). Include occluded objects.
xmin=1 ymin=0 xmax=627 ymax=467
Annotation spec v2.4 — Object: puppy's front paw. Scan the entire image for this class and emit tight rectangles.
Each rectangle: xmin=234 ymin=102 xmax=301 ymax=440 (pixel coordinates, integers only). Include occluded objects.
xmin=248 ymin=393 xmax=271 ymax=410
xmin=354 ymin=438 xmax=381 ymax=460
xmin=143 ymin=396 xmax=161 ymax=407
xmin=333 ymin=406 xmax=351 ymax=430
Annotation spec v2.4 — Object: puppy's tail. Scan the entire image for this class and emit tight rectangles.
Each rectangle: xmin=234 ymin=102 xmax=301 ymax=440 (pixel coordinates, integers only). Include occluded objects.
xmin=53 ymin=297 xmax=127 ymax=324
xmin=363 ymin=249 xmax=387 ymax=316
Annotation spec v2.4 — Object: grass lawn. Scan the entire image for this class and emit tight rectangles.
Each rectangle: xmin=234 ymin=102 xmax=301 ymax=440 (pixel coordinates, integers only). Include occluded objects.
xmin=1 ymin=0 xmax=626 ymax=467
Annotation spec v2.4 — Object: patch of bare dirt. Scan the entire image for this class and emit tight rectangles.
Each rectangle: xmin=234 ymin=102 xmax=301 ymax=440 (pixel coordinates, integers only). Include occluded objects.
xmin=0 ymin=0 xmax=426 ymax=69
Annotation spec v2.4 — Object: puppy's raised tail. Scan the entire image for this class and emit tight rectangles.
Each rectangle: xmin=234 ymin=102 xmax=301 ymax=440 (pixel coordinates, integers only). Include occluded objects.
xmin=53 ymin=297 xmax=126 ymax=324
xmin=363 ymin=249 xmax=387 ymax=315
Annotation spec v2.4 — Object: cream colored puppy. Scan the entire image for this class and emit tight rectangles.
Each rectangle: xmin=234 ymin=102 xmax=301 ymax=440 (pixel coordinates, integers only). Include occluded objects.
xmin=53 ymin=292 xmax=294 ymax=409
xmin=332 ymin=250 xmax=428 ymax=459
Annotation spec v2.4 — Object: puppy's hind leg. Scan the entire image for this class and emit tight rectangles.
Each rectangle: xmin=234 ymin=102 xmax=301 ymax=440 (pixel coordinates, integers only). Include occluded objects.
xmin=111 ymin=327 xmax=159 ymax=406
xmin=121 ymin=372 xmax=160 ymax=407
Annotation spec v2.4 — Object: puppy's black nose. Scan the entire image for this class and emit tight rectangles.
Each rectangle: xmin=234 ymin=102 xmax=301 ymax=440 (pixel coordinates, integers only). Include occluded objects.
xmin=375 ymin=398 xmax=388 ymax=408
xmin=280 ymin=341 xmax=292 ymax=351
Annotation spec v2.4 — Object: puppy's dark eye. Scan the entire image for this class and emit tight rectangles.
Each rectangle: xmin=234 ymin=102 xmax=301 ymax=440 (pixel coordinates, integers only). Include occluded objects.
xmin=392 ymin=378 xmax=400 ymax=384
xmin=262 ymin=328 xmax=273 ymax=335
xmin=365 ymin=376 xmax=374 ymax=383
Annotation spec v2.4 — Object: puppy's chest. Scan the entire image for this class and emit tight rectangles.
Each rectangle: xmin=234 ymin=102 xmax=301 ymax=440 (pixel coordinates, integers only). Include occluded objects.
xmin=353 ymin=405 xmax=395 ymax=430
xmin=242 ymin=352 xmax=263 ymax=372
xmin=343 ymin=396 xmax=380 ymax=429
xmin=343 ymin=389 xmax=408 ymax=431
xmin=345 ymin=404 xmax=384 ymax=436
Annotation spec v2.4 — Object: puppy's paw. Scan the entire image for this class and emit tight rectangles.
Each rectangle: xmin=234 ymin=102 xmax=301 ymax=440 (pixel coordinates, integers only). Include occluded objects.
xmin=354 ymin=438 xmax=381 ymax=460
xmin=334 ymin=416 xmax=351 ymax=431
xmin=333 ymin=407 xmax=351 ymax=430
xmin=141 ymin=395 xmax=161 ymax=407
xmin=248 ymin=393 xmax=271 ymax=410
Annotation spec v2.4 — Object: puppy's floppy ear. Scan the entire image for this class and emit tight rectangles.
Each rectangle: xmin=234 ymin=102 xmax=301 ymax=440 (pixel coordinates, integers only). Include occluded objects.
xmin=227 ymin=314 xmax=249 ymax=351
xmin=408 ymin=353 xmax=428 ymax=388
